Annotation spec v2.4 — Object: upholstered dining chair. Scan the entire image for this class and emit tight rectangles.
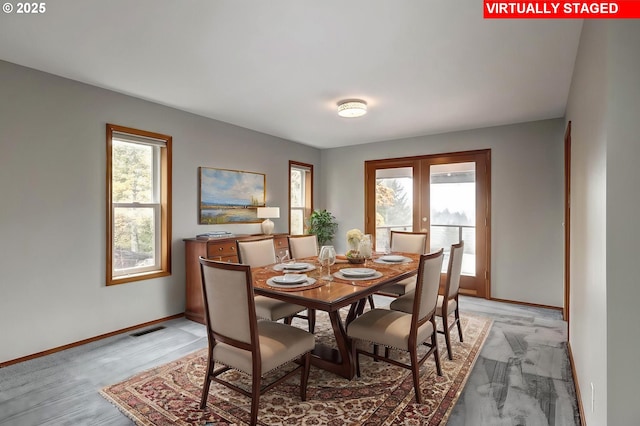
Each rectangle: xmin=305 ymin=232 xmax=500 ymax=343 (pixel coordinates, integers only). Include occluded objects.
xmin=373 ymin=231 xmax=429 ymax=308
xmin=390 ymin=241 xmax=465 ymax=360
xmin=347 ymin=249 xmax=444 ymax=404
xmin=287 ymin=234 xmax=319 ymax=259
xmin=198 ymin=258 xmax=314 ymax=426
xmin=236 ymin=237 xmax=314 ymax=332
xmin=286 ymin=235 xmax=318 ymax=332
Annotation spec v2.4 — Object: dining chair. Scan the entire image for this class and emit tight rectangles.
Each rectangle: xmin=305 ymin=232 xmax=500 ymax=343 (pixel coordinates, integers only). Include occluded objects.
xmin=287 ymin=234 xmax=319 ymax=259
xmin=198 ymin=258 xmax=314 ymax=426
xmin=286 ymin=235 xmax=319 ymax=332
xmin=390 ymin=241 xmax=465 ymax=360
xmin=373 ymin=231 xmax=429 ymax=307
xmin=236 ymin=237 xmax=314 ymax=332
xmin=347 ymin=249 xmax=444 ymax=404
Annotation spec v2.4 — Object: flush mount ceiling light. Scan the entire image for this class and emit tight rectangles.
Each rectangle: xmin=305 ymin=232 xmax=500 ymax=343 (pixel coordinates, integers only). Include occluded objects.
xmin=337 ymin=100 xmax=367 ymax=118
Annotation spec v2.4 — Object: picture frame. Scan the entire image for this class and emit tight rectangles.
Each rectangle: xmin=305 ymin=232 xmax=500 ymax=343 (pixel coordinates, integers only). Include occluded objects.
xmin=199 ymin=167 xmax=266 ymax=224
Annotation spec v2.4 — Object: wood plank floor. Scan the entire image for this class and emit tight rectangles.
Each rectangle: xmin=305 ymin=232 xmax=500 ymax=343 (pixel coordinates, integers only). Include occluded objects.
xmin=0 ymin=296 xmax=580 ymax=425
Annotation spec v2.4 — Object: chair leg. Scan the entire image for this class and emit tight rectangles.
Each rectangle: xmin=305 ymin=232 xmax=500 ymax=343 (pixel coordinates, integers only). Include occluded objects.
xmin=432 ymin=319 xmax=443 ymax=376
xmin=284 ymin=316 xmax=293 ymax=325
xmin=442 ymin=314 xmax=453 ymax=360
xmin=455 ymin=308 xmax=464 ymax=342
xmin=250 ymin=374 xmax=261 ymax=426
xmin=408 ymin=345 xmax=423 ymax=404
xmin=385 ymin=347 xmax=391 ymax=358
xmin=308 ymin=309 xmax=316 ymax=334
xmin=199 ymin=355 xmax=214 ymax=409
xmin=300 ymin=352 xmax=311 ymax=401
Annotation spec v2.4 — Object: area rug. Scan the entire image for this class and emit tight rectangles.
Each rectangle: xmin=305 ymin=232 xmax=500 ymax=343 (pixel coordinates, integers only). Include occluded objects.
xmin=101 ymin=312 xmax=492 ymax=425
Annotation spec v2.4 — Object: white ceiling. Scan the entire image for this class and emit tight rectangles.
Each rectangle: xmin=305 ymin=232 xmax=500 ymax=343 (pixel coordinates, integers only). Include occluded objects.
xmin=0 ymin=1 xmax=583 ymax=149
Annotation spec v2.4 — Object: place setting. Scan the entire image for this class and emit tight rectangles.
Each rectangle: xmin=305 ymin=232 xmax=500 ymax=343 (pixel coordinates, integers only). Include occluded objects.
xmin=272 ymin=261 xmax=316 ymax=273
xmin=374 ymin=254 xmax=412 ymax=264
xmin=333 ymin=267 xmax=383 ymax=282
xmin=266 ymin=273 xmax=319 ymax=291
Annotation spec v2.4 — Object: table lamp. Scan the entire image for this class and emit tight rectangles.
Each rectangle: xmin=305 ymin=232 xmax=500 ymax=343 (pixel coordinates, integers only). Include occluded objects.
xmin=256 ymin=207 xmax=279 ymax=235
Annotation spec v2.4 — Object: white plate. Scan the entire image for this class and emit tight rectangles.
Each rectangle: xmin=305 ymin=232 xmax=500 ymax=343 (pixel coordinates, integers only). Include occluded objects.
xmin=273 ymin=263 xmax=315 ymax=272
xmin=340 ymin=268 xmax=376 ymax=277
xmin=334 ymin=271 xmax=383 ymax=281
xmin=271 ymin=274 xmax=308 ymax=285
xmin=380 ymin=255 xmax=406 ymax=262
xmin=282 ymin=262 xmax=309 ymax=270
xmin=267 ymin=277 xmax=316 ymax=289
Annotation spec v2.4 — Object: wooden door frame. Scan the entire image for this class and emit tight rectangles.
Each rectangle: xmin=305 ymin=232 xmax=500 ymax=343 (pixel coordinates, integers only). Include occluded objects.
xmin=364 ymin=149 xmax=491 ymax=299
xmin=564 ymin=122 xmax=571 ymax=325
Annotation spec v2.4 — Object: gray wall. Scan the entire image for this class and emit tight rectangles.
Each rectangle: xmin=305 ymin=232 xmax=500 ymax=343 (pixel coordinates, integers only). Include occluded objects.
xmin=0 ymin=60 xmax=321 ymax=363
xmin=606 ymin=22 xmax=640 ymax=426
xmin=321 ymin=119 xmax=565 ymax=307
xmin=566 ymin=21 xmax=640 ymax=425
xmin=565 ymin=20 xmax=608 ymax=426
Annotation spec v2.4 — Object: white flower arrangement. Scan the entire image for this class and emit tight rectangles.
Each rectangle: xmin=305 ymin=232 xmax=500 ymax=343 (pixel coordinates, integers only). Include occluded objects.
xmin=346 ymin=228 xmax=364 ymax=255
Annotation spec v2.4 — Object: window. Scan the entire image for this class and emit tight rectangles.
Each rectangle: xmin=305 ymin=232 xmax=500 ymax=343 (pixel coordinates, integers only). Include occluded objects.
xmin=289 ymin=161 xmax=313 ymax=235
xmin=106 ymin=124 xmax=172 ymax=285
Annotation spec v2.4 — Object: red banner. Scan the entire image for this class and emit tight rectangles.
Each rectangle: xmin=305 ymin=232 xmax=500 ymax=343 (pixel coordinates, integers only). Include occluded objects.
xmin=484 ymin=1 xmax=640 ymax=18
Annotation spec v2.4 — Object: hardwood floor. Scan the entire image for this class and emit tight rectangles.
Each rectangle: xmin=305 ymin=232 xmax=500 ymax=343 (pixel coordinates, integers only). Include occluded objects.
xmin=0 ymin=296 xmax=579 ymax=425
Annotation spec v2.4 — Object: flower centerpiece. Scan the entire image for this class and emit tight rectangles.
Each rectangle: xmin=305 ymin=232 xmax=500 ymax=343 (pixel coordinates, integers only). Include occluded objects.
xmin=346 ymin=228 xmax=365 ymax=264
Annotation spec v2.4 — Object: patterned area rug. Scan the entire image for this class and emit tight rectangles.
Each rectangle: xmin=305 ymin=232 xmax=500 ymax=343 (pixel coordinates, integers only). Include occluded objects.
xmin=101 ymin=312 xmax=491 ymax=425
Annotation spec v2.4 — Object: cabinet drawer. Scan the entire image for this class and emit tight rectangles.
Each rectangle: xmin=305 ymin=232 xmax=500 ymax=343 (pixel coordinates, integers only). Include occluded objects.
xmin=273 ymin=236 xmax=289 ymax=259
xmin=207 ymin=241 xmax=237 ymax=258
xmin=273 ymin=236 xmax=288 ymax=251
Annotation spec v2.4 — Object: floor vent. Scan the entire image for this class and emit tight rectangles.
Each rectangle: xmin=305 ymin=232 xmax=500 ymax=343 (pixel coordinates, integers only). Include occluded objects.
xmin=131 ymin=326 xmax=166 ymax=337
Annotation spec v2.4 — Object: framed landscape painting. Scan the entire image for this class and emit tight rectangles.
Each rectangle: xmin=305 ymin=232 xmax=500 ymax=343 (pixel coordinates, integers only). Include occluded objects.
xmin=199 ymin=167 xmax=265 ymax=224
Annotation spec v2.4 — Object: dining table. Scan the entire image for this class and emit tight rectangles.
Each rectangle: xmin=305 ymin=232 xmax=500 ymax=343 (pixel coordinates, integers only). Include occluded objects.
xmin=251 ymin=252 xmax=421 ymax=380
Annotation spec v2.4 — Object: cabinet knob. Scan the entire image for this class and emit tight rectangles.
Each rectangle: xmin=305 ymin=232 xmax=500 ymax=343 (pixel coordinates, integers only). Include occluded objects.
xmin=231 ymin=247 xmax=235 ymax=251
xmin=218 ymin=247 xmax=223 ymax=251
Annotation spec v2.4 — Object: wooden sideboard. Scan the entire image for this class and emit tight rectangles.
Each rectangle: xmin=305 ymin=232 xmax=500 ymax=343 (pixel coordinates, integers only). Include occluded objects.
xmin=183 ymin=234 xmax=289 ymax=324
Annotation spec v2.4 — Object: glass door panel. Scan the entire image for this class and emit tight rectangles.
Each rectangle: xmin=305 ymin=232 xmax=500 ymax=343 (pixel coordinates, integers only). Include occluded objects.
xmin=429 ymin=162 xmax=476 ymax=275
xmin=366 ymin=150 xmax=489 ymax=298
xmin=375 ymin=167 xmax=413 ymax=252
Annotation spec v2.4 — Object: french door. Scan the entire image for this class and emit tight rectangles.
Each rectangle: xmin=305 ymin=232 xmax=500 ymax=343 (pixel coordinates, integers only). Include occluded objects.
xmin=364 ymin=150 xmax=491 ymax=298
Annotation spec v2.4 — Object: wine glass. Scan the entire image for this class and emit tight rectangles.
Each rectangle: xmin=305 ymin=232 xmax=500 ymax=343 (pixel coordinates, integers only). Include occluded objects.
xmin=318 ymin=245 xmax=336 ymax=281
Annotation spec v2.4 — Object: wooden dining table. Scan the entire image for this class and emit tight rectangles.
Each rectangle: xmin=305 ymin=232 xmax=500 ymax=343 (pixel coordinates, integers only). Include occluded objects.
xmin=251 ymin=253 xmax=420 ymax=380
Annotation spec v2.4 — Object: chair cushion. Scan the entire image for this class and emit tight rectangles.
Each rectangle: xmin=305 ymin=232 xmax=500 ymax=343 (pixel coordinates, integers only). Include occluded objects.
xmin=347 ymin=308 xmax=434 ymax=350
xmin=254 ymin=295 xmax=305 ymax=321
xmin=213 ymin=320 xmax=315 ymax=375
xmin=379 ymin=276 xmax=416 ymax=296
xmin=388 ymin=292 xmax=414 ymax=314
xmin=436 ymin=296 xmax=457 ymax=317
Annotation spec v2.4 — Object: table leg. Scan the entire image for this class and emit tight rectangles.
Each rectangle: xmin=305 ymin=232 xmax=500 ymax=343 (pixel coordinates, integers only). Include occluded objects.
xmin=309 ymin=310 xmax=356 ymax=379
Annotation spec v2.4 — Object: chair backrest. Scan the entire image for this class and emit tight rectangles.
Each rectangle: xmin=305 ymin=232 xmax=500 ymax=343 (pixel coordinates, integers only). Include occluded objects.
xmin=236 ymin=237 xmax=277 ymax=267
xmin=412 ymin=249 xmax=445 ymax=324
xmin=199 ymin=258 xmax=257 ymax=347
xmin=445 ymin=241 xmax=465 ymax=299
xmin=287 ymin=235 xmax=318 ymax=259
xmin=390 ymin=231 xmax=428 ymax=254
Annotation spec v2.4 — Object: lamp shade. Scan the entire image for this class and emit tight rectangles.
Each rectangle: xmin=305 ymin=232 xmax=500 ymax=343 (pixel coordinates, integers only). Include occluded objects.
xmin=257 ymin=207 xmax=280 ymax=219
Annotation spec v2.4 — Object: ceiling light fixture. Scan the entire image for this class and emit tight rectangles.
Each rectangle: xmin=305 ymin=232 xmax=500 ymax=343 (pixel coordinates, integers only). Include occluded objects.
xmin=337 ymin=99 xmax=367 ymax=118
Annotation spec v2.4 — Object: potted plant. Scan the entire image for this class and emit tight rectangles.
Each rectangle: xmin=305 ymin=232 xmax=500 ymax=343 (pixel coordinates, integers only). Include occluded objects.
xmin=307 ymin=209 xmax=338 ymax=246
